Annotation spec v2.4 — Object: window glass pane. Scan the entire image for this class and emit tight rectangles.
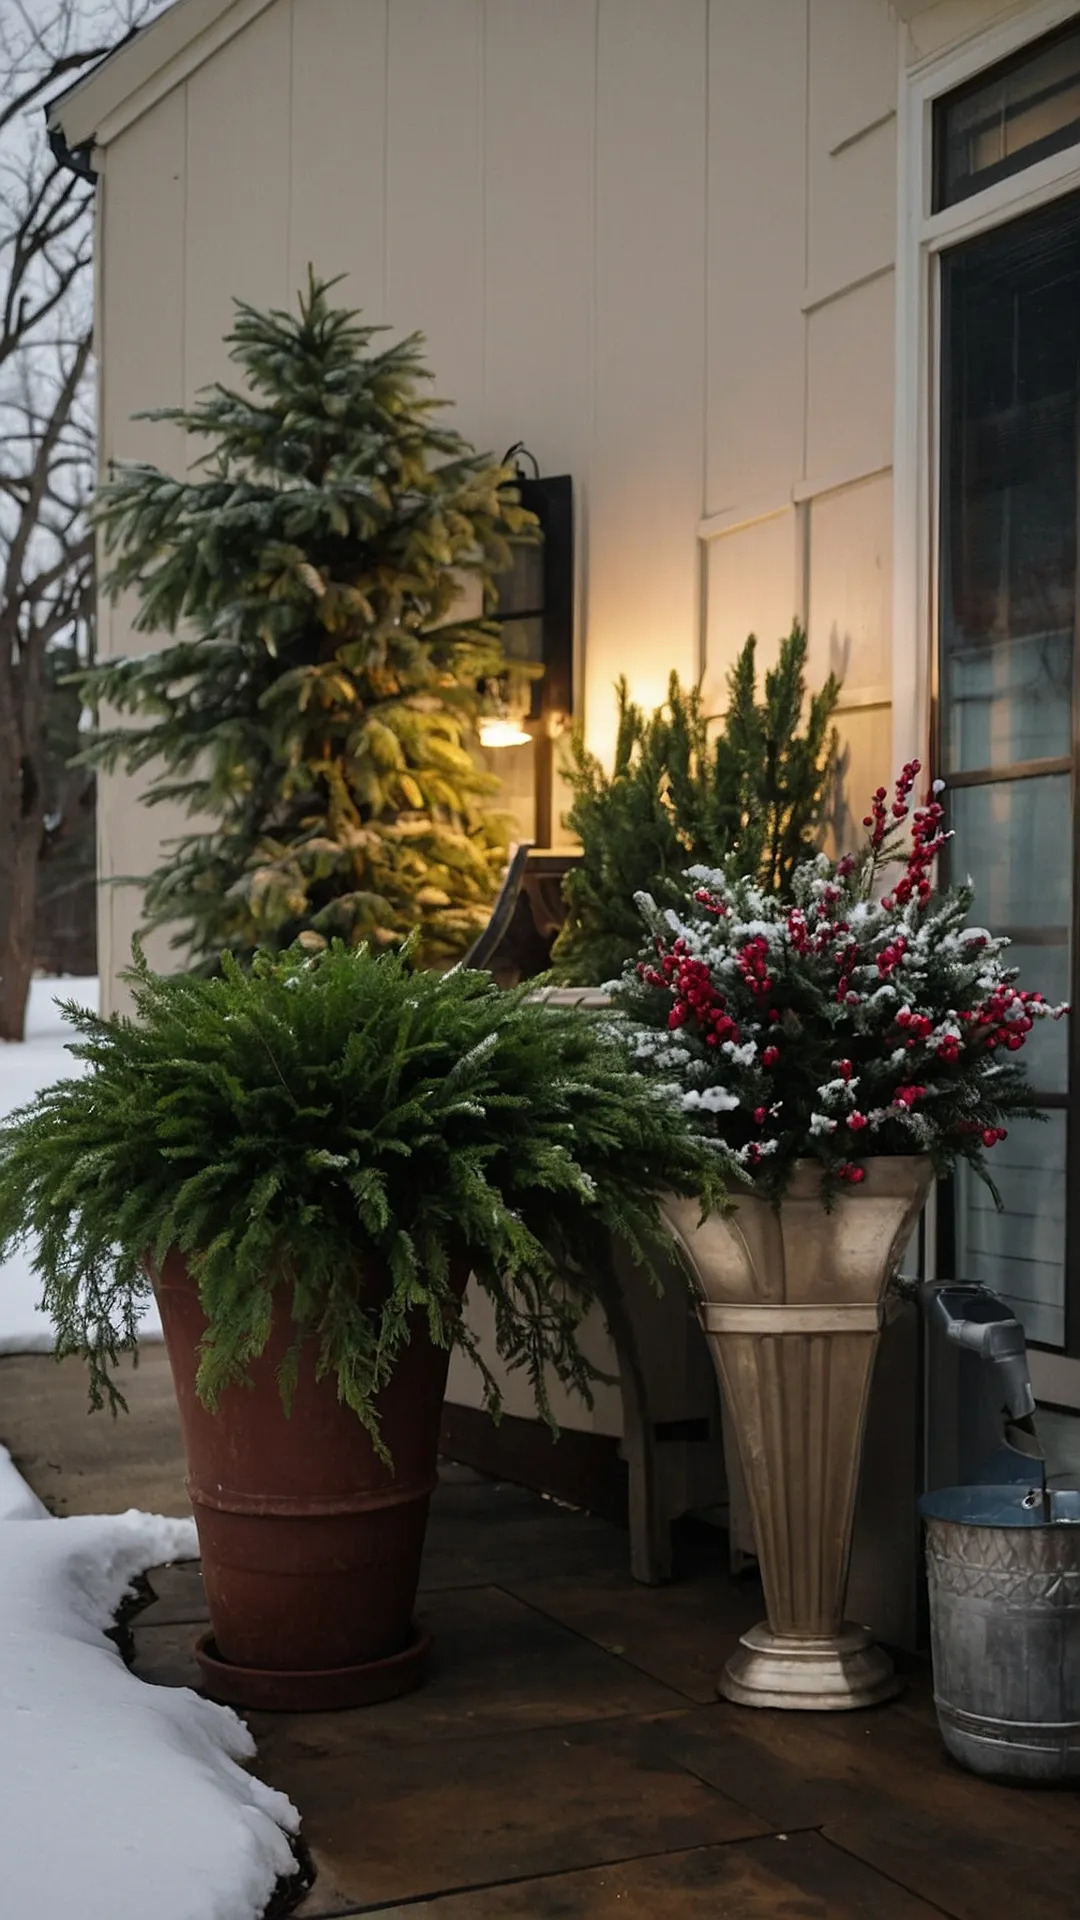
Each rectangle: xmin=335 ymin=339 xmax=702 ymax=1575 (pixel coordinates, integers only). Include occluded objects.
xmin=940 ymin=194 xmax=1080 ymax=773
xmin=955 ymin=1112 xmax=1067 ymax=1346
xmin=495 ymin=541 xmax=545 ymax=618
xmin=935 ymin=23 xmax=1080 ymax=210
xmin=496 ymin=615 xmax=545 ymax=666
xmin=947 ymin=776 xmax=1070 ymax=1092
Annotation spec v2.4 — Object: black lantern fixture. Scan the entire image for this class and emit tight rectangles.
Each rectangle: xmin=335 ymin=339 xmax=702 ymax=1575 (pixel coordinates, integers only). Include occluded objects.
xmin=481 ymin=444 xmax=574 ymax=850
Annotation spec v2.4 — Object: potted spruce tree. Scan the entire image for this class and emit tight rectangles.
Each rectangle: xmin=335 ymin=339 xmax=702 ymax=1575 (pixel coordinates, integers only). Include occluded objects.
xmin=551 ymin=626 xmax=840 ymax=987
xmin=613 ymin=766 xmax=1066 ymax=1711
xmin=78 ymin=271 xmax=533 ymax=969
xmin=0 ymin=942 xmax=719 ymax=1711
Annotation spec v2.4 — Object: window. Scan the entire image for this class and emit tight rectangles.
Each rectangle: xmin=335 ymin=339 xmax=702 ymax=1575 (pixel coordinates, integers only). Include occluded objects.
xmin=934 ymin=17 xmax=1080 ymax=211
xmin=937 ymin=189 xmax=1080 ymax=1347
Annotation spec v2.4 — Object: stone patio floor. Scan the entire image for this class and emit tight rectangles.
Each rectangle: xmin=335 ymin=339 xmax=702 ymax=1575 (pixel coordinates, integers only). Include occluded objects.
xmin=3 ymin=1348 xmax=1079 ymax=1919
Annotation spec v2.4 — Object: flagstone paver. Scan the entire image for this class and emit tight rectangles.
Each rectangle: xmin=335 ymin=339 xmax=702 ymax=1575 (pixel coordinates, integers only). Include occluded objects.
xmin=0 ymin=1344 xmax=188 ymax=1517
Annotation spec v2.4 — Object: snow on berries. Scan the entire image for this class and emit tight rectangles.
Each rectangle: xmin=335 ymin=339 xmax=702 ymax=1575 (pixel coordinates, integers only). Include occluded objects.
xmin=614 ymin=761 xmax=1068 ymax=1201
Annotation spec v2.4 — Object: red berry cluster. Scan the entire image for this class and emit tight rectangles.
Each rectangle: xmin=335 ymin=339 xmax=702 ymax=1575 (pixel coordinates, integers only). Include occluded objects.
xmin=862 ymin=786 xmax=889 ymax=848
xmin=876 ymin=934 xmax=908 ymax=979
xmin=834 ymin=936 xmax=859 ymax=1004
xmin=638 ymin=940 xmax=740 ymax=1047
xmin=895 ymin=1008 xmax=932 ymax=1038
xmin=862 ymin=762 xmax=920 ymax=850
xmin=959 ymin=983 xmax=1041 ymax=1053
xmin=692 ymin=887 xmax=727 ymax=917
xmin=892 ymin=1084 xmax=925 ymax=1111
xmin=737 ymin=934 xmax=773 ymax=1000
xmin=882 ymin=774 xmax=948 ymax=912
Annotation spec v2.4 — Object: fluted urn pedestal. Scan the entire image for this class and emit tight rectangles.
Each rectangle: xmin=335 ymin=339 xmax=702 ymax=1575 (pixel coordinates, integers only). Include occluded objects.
xmin=662 ymin=1156 xmax=933 ymax=1710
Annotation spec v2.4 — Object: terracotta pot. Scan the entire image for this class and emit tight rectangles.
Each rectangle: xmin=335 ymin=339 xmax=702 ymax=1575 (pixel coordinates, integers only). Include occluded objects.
xmin=661 ymin=1156 xmax=933 ymax=1711
xmin=153 ymin=1247 xmax=469 ymax=1711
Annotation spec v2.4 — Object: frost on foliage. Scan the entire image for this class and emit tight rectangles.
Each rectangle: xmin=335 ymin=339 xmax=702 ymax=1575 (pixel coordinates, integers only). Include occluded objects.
xmin=683 ymin=1087 xmax=741 ymax=1114
xmin=614 ymin=762 xmax=1068 ymax=1199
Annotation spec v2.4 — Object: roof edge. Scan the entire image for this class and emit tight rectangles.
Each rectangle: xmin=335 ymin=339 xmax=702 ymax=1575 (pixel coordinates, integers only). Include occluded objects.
xmin=46 ymin=0 xmax=277 ymax=153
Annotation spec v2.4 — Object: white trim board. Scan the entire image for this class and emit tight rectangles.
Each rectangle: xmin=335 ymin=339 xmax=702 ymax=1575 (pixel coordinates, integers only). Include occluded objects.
xmin=48 ymin=0 xmax=276 ymax=153
xmin=891 ymin=0 xmax=1080 ymax=1372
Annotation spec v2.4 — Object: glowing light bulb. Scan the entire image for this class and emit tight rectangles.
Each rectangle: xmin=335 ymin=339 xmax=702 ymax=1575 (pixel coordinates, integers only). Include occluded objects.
xmin=478 ymin=717 xmax=531 ymax=749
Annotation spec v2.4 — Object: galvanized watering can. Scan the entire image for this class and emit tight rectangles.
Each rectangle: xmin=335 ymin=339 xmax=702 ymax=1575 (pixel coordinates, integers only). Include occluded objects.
xmin=919 ymin=1285 xmax=1080 ymax=1785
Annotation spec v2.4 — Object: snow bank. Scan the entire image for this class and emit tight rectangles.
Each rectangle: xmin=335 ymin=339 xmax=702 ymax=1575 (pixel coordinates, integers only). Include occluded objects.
xmin=0 ymin=979 xmax=162 ymax=1352
xmin=0 ymin=1442 xmax=49 ymax=1519
xmin=0 ymin=1445 xmax=299 ymax=1920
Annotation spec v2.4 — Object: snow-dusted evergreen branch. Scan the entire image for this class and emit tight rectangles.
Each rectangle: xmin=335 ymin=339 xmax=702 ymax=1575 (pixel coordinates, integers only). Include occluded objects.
xmin=614 ymin=764 xmax=1067 ymax=1205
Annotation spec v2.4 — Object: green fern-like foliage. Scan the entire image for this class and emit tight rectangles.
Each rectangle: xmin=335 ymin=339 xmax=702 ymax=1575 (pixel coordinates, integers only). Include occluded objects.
xmin=552 ymin=625 xmax=840 ymax=986
xmin=78 ymin=272 xmax=535 ymax=970
xmin=0 ymin=943 xmax=720 ymax=1451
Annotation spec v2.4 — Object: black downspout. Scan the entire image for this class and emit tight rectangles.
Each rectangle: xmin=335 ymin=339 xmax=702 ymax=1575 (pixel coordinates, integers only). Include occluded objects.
xmin=47 ymin=117 xmax=98 ymax=183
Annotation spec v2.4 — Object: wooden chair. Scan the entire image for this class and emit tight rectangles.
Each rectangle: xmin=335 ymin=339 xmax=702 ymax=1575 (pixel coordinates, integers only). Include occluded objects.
xmin=463 ymin=862 xmax=731 ymax=1581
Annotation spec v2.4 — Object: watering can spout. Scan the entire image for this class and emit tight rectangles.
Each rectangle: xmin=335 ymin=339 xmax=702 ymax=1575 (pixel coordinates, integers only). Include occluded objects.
xmin=928 ymin=1284 xmax=1036 ymax=1423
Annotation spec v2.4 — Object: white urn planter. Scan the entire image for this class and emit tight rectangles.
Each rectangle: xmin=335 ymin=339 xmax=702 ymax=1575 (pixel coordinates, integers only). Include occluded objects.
xmin=662 ymin=1154 xmax=933 ymax=1710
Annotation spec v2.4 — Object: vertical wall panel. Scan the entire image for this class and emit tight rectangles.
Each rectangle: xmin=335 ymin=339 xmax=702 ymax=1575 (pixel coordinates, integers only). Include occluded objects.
xmin=98 ymin=91 xmax=188 ymax=1006
xmin=825 ymin=704 xmax=894 ymax=852
xmin=183 ymin=0 xmax=292 ymax=400
xmin=807 ymin=0 xmax=898 ymax=298
xmin=806 ymin=269 xmax=895 ymax=488
xmin=587 ymin=0 xmax=708 ymax=762
xmin=809 ymin=0 xmax=897 ymax=144
xmin=807 ymin=474 xmax=893 ymax=696
xmin=705 ymin=0 xmax=807 ymax=521
xmin=703 ymin=512 xmax=803 ymax=700
xmin=385 ymin=0 xmax=484 ymax=424
xmin=481 ymin=0 xmax=596 ymax=467
xmin=482 ymin=0 xmax=596 ymax=842
xmin=289 ymin=0 xmax=388 ymax=315
xmin=808 ymin=121 xmax=896 ymax=298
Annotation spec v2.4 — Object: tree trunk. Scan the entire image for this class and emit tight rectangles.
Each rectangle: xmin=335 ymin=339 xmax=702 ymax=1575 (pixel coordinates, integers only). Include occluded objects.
xmin=0 ymin=824 xmax=39 ymax=1043
xmin=0 ymin=700 xmax=44 ymax=1043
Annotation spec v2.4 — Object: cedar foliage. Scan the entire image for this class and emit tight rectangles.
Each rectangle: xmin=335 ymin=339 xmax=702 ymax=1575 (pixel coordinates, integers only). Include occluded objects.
xmin=553 ymin=625 xmax=840 ymax=986
xmin=0 ymin=941 xmax=721 ymax=1450
xmin=78 ymin=272 xmax=534 ymax=970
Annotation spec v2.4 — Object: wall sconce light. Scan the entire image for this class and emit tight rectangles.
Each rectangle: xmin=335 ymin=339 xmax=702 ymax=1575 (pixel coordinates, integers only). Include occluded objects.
xmin=491 ymin=444 xmax=574 ymax=847
xmin=478 ymin=679 xmax=532 ymax=749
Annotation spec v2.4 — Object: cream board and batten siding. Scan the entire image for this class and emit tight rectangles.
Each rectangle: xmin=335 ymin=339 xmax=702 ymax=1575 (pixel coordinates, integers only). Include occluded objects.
xmin=68 ymin=0 xmax=1064 ymax=1429
xmin=89 ymin=0 xmax=919 ymax=1007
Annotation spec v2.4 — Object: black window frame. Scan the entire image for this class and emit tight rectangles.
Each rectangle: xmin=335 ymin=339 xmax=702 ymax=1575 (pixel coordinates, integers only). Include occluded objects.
xmin=933 ymin=14 xmax=1080 ymax=213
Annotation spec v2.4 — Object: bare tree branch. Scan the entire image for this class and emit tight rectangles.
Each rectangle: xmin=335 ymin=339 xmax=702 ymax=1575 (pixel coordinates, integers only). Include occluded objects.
xmin=0 ymin=0 xmax=168 ymax=1037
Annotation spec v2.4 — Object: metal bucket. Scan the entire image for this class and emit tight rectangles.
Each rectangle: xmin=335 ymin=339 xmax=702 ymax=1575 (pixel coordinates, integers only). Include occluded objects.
xmin=920 ymin=1483 xmax=1080 ymax=1784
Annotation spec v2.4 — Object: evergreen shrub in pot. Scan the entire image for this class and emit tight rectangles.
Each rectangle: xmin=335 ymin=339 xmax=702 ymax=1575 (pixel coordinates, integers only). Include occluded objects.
xmin=552 ymin=625 xmax=840 ymax=987
xmin=0 ymin=943 xmax=719 ymax=1710
xmin=612 ymin=766 xmax=1067 ymax=1710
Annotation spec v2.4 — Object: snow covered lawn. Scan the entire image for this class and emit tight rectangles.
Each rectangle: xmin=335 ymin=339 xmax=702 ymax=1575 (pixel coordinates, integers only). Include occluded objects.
xmin=0 ymin=978 xmax=161 ymax=1352
xmin=0 ymin=1445 xmax=299 ymax=1919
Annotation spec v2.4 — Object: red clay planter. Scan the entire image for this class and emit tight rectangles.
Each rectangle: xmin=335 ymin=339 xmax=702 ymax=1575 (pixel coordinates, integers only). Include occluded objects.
xmin=153 ymin=1249 xmax=469 ymax=1711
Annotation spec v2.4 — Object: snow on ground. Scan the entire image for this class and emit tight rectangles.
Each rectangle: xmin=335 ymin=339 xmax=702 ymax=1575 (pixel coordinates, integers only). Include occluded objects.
xmin=0 ymin=978 xmax=162 ymax=1352
xmin=0 ymin=1444 xmax=299 ymax=1920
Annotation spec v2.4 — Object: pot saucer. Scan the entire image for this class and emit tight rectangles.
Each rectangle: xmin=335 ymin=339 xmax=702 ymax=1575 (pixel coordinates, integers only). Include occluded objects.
xmin=194 ymin=1624 xmax=431 ymax=1712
